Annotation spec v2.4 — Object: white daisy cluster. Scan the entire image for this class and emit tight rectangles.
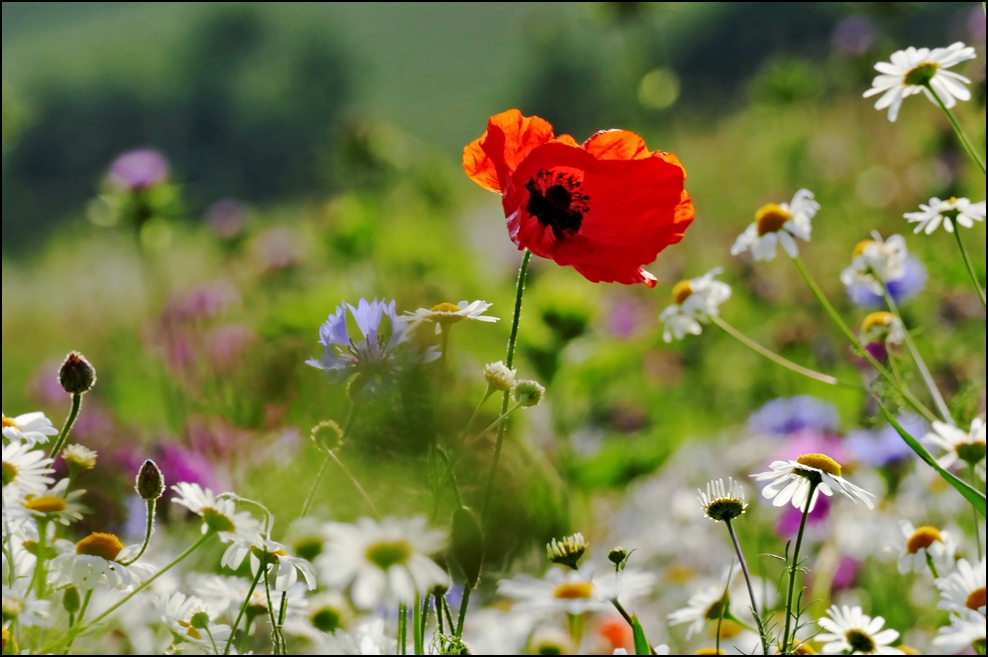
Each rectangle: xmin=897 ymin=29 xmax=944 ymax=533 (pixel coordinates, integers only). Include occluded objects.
xmin=731 ymin=189 xmax=819 ymax=261
xmin=659 ymin=268 xmax=732 ymax=342
xmin=905 ymin=197 xmax=986 ymax=235
xmin=933 ymin=558 xmax=987 ymax=654
xmin=840 ymin=232 xmax=909 ymax=296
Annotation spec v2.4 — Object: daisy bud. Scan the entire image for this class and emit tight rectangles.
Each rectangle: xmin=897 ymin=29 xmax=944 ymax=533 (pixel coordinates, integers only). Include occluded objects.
xmin=608 ymin=547 xmax=630 ymax=571
xmin=63 ymin=444 xmax=98 ymax=473
xmin=484 ymin=361 xmax=516 ymax=393
xmin=512 ymin=380 xmax=545 ymax=408
xmin=59 ymin=352 xmax=97 ymax=395
xmin=135 ymin=460 xmax=165 ymax=501
xmin=311 ymin=420 xmax=344 ymax=452
xmin=451 ymin=507 xmax=484 ymax=589
xmin=546 ymin=533 xmax=588 ymax=570
xmin=190 ymin=611 xmax=211 ymax=631
xmin=62 ymin=586 xmax=81 ymax=615
xmin=431 ymin=582 xmax=450 ymax=597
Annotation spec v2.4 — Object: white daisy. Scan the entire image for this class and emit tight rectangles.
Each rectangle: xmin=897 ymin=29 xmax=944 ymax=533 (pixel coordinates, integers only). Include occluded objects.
xmin=326 ymin=619 xmax=397 ymax=655
xmin=667 ymin=568 xmax=734 ymax=640
xmin=405 ymin=300 xmax=498 ymax=334
xmin=864 ymin=42 xmax=977 ymax=122
xmin=839 ymin=232 xmax=908 ymax=296
xmin=752 ymin=453 xmax=876 ymax=513
xmin=317 ymin=517 xmax=447 ymax=610
xmin=818 ymin=605 xmax=903 ymax=655
xmin=1 ymin=412 xmax=59 ymax=448
xmin=1 ymin=442 xmax=55 ymax=501
xmin=498 ymin=566 xmax=655 ymax=617
xmin=50 ymin=532 xmax=156 ymax=591
xmin=283 ymin=591 xmax=351 ymax=639
xmin=730 ymin=189 xmax=820 ymax=261
xmin=659 ymin=268 xmax=733 ymax=343
xmin=1 ymin=580 xmax=51 ymax=627
xmin=155 ymin=591 xmax=232 ymax=653
xmin=697 ymin=477 xmax=748 ymax=522
xmin=860 ymin=312 xmax=905 ymax=346
xmin=61 ymin=444 xmax=97 ymax=471
xmin=193 ymin=574 xmax=306 ymax=622
xmin=937 ymin=557 xmax=986 ymax=615
xmin=896 ymin=521 xmax=956 ymax=575
xmin=170 ymin=483 xmax=262 ymax=545
xmin=20 ymin=479 xmax=86 ymax=526
xmin=932 ymin=610 xmax=987 ymax=654
xmin=221 ymin=537 xmax=318 ymax=592
xmin=925 ymin=418 xmax=986 ymax=471
xmin=905 ymin=197 xmax=986 ymax=234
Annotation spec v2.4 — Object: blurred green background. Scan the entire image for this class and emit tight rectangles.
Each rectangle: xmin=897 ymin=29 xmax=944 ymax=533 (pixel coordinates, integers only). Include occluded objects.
xmin=2 ymin=2 xmax=985 ymax=566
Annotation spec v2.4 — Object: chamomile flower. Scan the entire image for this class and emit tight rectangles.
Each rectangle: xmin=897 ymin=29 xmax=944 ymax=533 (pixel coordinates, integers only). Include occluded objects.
xmin=317 ymin=517 xmax=448 ymax=610
xmin=752 ymin=453 xmax=876 ymax=513
xmin=698 ymin=478 xmax=748 ymax=522
xmin=1 ymin=412 xmax=58 ymax=448
xmin=61 ymin=444 xmax=97 ymax=472
xmin=933 ymin=610 xmax=987 ymax=654
xmin=864 ymin=42 xmax=977 ymax=122
xmin=50 ymin=532 xmax=156 ymax=591
xmin=667 ymin=569 xmax=735 ymax=640
xmin=193 ymin=574 xmax=306 ymax=622
xmin=905 ymin=197 xmax=986 ymax=234
xmin=21 ymin=479 xmax=86 ymax=526
xmin=659 ymin=268 xmax=732 ymax=342
xmin=860 ymin=312 xmax=905 ymax=347
xmin=499 ymin=566 xmax=656 ymax=617
xmin=170 ymin=483 xmax=262 ymax=545
xmin=840 ymin=233 xmax=908 ymax=296
xmin=546 ymin=533 xmax=588 ymax=570
xmin=286 ymin=591 xmax=351 ymax=637
xmin=221 ymin=537 xmax=318 ymax=592
xmin=936 ymin=557 xmax=986 ymax=615
xmin=730 ymin=189 xmax=819 ymax=261
xmin=896 ymin=521 xmax=956 ymax=575
xmin=405 ymin=300 xmax=499 ymax=334
xmin=1 ymin=580 xmax=50 ymax=628
xmin=925 ymin=419 xmax=986 ymax=471
xmin=155 ymin=592 xmax=232 ymax=652
xmin=1 ymin=442 xmax=55 ymax=500
xmin=817 ymin=605 xmax=903 ymax=655
xmin=326 ymin=619 xmax=397 ymax=656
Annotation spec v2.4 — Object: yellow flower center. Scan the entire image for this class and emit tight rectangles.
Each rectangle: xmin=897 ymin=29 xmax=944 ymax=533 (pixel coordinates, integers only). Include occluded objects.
xmin=429 ymin=303 xmax=466 ymax=325
xmin=553 ymin=582 xmax=594 ymax=600
xmin=2 ymin=627 xmax=18 ymax=655
xmin=906 ymin=526 xmax=942 ymax=554
xmin=177 ymin=620 xmax=203 ymax=641
xmin=430 ymin=302 xmax=462 ymax=314
xmin=672 ymin=280 xmax=694 ymax=305
xmin=861 ymin=312 xmax=894 ymax=335
xmin=846 ymin=629 xmax=876 ymax=654
xmin=904 ymin=62 xmax=939 ymax=87
xmin=202 ymin=507 xmax=237 ymax=534
xmin=1 ymin=416 xmax=18 ymax=430
xmin=898 ymin=647 xmax=922 ymax=656
xmin=695 ymin=650 xmax=726 ymax=656
xmin=796 ymin=453 xmax=842 ymax=477
xmin=717 ymin=619 xmax=743 ymax=640
xmin=853 ymin=240 xmax=875 ymax=258
xmin=365 ymin=540 xmax=412 ymax=571
xmin=25 ymin=495 xmax=68 ymax=514
xmin=76 ymin=532 xmax=125 ymax=561
xmin=967 ymin=587 xmax=986 ymax=612
xmin=1 ymin=462 xmax=17 ymax=488
xmin=793 ymin=643 xmax=817 ymax=655
xmin=755 ymin=203 xmax=792 ymax=237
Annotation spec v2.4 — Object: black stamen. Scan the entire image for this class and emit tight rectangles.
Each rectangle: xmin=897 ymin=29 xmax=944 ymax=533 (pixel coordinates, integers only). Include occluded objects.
xmin=525 ymin=170 xmax=591 ymax=240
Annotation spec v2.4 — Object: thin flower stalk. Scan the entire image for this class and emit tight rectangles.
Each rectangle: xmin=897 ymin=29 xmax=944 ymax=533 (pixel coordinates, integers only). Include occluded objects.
xmin=953 ymin=228 xmax=987 ymax=309
xmin=224 ymin=567 xmax=265 ymax=655
xmin=263 ymin=566 xmax=284 ymax=655
xmin=974 ymin=464 xmax=984 ymax=561
xmin=783 ymin=481 xmax=820 ymax=654
xmin=300 ymin=401 xmax=363 ymax=519
xmin=724 ymin=518 xmax=770 ymax=655
xmin=47 ymin=393 xmax=83 ymax=462
xmin=119 ymin=500 xmax=156 ymax=566
xmin=398 ymin=604 xmax=408 ymax=655
xmin=924 ymin=83 xmax=987 ymax=176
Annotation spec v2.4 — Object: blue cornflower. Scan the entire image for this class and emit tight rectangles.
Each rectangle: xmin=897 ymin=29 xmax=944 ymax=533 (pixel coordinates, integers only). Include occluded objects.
xmin=748 ymin=396 xmax=841 ymax=438
xmin=846 ymin=255 xmax=928 ymax=308
xmin=306 ymin=299 xmax=440 ymax=390
xmin=846 ymin=415 xmax=928 ymax=467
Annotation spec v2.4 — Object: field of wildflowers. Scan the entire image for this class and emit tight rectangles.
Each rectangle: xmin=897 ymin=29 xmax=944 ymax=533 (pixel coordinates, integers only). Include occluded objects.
xmin=2 ymin=3 xmax=986 ymax=655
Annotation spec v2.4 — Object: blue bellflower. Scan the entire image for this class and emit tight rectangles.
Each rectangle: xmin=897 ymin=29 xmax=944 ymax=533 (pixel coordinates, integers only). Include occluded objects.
xmin=846 ymin=256 xmax=928 ymax=308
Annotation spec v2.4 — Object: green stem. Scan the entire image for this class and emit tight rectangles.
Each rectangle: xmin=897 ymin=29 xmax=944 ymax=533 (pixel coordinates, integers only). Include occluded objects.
xmin=435 ymin=593 xmax=445 ymax=635
xmin=206 ymin=626 xmax=220 ymax=656
xmin=119 ymin=500 xmax=155 ymax=566
xmin=482 ymin=249 xmax=531 ymax=520
xmin=973 ymin=464 xmax=984 ymax=561
xmin=398 ymin=604 xmax=408 ymax=655
xmin=455 ymin=586 xmax=471 ymax=639
xmin=413 ymin=593 xmax=424 ymax=655
xmin=952 ymin=227 xmax=987 ymax=309
xmin=725 ymin=519 xmax=770 ymax=655
xmin=716 ymin=564 xmax=733 ymax=656
xmin=783 ymin=482 xmax=819 ymax=654
xmin=263 ymin=567 xmax=282 ymax=655
xmin=790 ymin=256 xmax=937 ymax=423
xmin=924 ymin=83 xmax=987 ymax=176
xmin=300 ymin=402 xmax=361 ymax=519
xmin=710 ymin=315 xmax=845 ymax=387
xmin=420 ymin=595 xmax=430 ymax=651
xmin=225 ymin=566 xmax=265 ymax=655
xmin=326 ymin=450 xmax=382 ymax=521
xmin=881 ymin=284 xmax=952 ymax=424
xmin=62 ymin=590 xmax=92 ymax=655
xmin=442 ymin=597 xmax=455 ymax=635
xmin=610 ymin=598 xmax=634 ymax=628
xmin=48 ymin=393 xmax=82 ymax=462
xmin=926 ymin=551 xmax=940 ymax=580
xmin=31 ymin=520 xmax=49 ymax=599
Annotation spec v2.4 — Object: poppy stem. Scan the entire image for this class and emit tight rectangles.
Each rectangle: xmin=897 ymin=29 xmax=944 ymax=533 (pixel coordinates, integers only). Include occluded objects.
xmin=482 ymin=249 xmax=532 ymax=520
xmin=952 ymin=227 xmax=987 ymax=309
xmin=924 ymin=83 xmax=987 ymax=176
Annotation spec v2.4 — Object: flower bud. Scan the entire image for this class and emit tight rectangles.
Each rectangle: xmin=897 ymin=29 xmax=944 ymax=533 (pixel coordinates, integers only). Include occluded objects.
xmin=59 ymin=352 xmax=97 ymax=395
xmin=484 ymin=361 xmax=516 ymax=393
xmin=512 ymin=380 xmax=545 ymax=408
xmin=62 ymin=586 xmax=82 ymax=614
xmin=135 ymin=460 xmax=165 ymax=501
xmin=311 ymin=420 xmax=344 ymax=452
xmin=63 ymin=445 xmax=98 ymax=472
xmin=608 ymin=547 xmax=630 ymax=571
xmin=546 ymin=533 xmax=587 ymax=570
xmin=190 ymin=611 xmax=211 ymax=631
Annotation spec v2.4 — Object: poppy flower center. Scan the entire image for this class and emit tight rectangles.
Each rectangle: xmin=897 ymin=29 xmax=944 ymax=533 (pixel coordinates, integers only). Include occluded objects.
xmin=25 ymin=495 xmax=68 ymax=514
xmin=755 ymin=204 xmax=792 ymax=237
xmin=76 ymin=532 xmax=125 ymax=561
xmin=845 ymin=629 xmax=876 ymax=654
xmin=366 ymin=540 xmax=412 ymax=570
xmin=672 ymin=281 xmax=694 ymax=305
xmin=906 ymin=527 xmax=942 ymax=554
xmin=796 ymin=453 xmax=842 ymax=477
xmin=525 ymin=170 xmax=591 ymax=241
xmin=967 ymin=587 xmax=986 ymax=611
xmin=904 ymin=62 xmax=939 ymax=87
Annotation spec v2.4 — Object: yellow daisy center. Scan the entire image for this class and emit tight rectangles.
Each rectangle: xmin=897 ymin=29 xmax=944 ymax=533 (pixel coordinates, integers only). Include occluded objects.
xmin=906 ymin=526 xmax=942 ymax=554
xmin=695 ymin=650 xmax=726 ymax=656
xmin=717 ymin=619 xmax=743 ymax=640
xmin=673 ymin=280 xmax=694 ymax=305
xmin=904 ymin=62 xmax=939 ymax=87
xmin=796 ymin=453 xmax=842 ymax=477
xmin=793 ymin=643 xmax=817 ymax=655
xmin=430 ymin=302 xmax=462 ymax=314
xmin=846 ymin=629 xmax=876 ymax=654
xmin=755 ymin=203 xmax=792 ymax=236
xmin=1 ymin=462 xmax=17 ymax=488
xmin=1 ymin=416 xmax=18 ymax=430
xmin=853 ymin=240 xmax=875 ymax=258
xmin=553 ymin=582 xmax=594 ymax=600
xmin=25 ymin=495 xmax=68 ymax=514
xmin=967 ymin=587 xmax=986 ymax=612
xmin=2 ymin=627 xmax=18 ymax=655
xmin=76 ymin=532 xmax=125 ymax=561
xmin=898 ymin=647 xmax=922 ymax=656
xmin=861 ymin=312 xmax=894 ymax=335
xmin=177 ymin=620 xmax=203 ymax=641
xmin=202 ymin=507 xmax=237 ymax=534
xmin=366 ymin=540 xmax=412 ymax=570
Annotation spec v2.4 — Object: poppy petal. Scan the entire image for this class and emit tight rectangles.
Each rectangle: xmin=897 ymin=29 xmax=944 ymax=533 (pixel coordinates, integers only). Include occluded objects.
xmin=463 ymin=109 xmax=555 ymax=193
xmin=582 ymin=130 xmax=652 ymax=161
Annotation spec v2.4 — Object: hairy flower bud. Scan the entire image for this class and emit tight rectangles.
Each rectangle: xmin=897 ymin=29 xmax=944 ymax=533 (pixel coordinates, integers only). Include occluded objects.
xmin=63 ymin=445 xmax=98 ymax=472
xmin=59 ymin=352 xmax=97 ymax=395
xmin=484 ymin=361 xmax=516 ymax=393
xmin=62 ymin=586 xmax=82 ymax=615
xmin=311 ymin=420 xmax=344 ymax=452
xmin=512 ymin=380 xmax=545 ymax=408
xmin=608 ymin=547 xmax=630 ymax=571
xmin=135 ymin=460 xmax=165 ymax=501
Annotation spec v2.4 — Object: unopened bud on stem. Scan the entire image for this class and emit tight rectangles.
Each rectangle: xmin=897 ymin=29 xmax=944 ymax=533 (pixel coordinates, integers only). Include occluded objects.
xmin=59 ymin=352 xmax=97 ymax=395
xmin=136 ymin=460 xmax=165 ymax=501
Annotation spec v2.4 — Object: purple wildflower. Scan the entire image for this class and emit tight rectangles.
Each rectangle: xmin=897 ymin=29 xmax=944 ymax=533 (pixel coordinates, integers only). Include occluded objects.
xmin=846 ymin=415 xmax=928 ymax=467
xmin=108 ymin=149 xmax=171 ymax=192
xmin=748 ymin=396 xmax=841 ymax=438
xmin=846 ymin=256 xmax=927 ymax=308
xmin=205 ymin=200 xmax=249 ymax=241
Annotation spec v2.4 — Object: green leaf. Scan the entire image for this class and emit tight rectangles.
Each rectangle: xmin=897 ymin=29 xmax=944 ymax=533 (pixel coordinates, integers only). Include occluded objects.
xmin=878 ymin=403 xmax=986 ymax=517
xmin=631 ymin=615 xmax=651 ymax=656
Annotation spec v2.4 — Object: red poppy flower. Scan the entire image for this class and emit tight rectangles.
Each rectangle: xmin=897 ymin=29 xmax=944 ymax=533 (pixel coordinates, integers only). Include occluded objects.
xmin=464 ymin=109 xmax=695 ymax=287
